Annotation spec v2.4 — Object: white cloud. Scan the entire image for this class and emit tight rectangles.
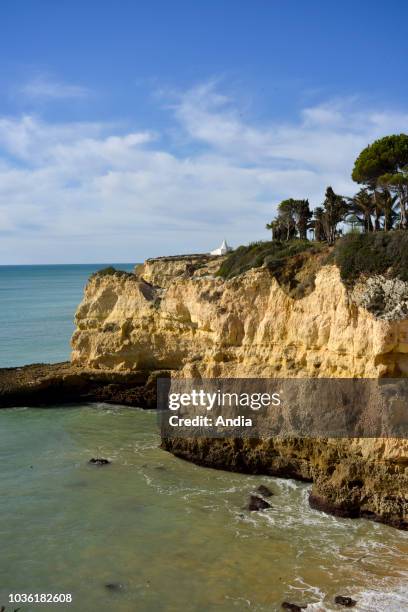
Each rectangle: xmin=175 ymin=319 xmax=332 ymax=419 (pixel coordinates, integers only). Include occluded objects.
xmin=20 ymin=75 xmax=90 ymax=100
xmin=1 ymin=81 xmax=408 ymax=263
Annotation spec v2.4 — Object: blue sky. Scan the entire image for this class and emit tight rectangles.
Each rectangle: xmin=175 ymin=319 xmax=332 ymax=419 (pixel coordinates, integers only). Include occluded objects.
xmin=1 ymin=0 xmax=408 ymax=263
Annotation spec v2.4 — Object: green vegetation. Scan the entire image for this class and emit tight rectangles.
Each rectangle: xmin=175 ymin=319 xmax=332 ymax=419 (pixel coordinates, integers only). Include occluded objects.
xmin=218 ymin=231 xmax=408 ymax=288
xmin=265 ymin=134 xmax=408 ymax=242
xmin=334 ymin=230 xmax=408 ymax=284
xmin=352 ymin=134 xmax=408 ymax=229
xmin=217 ymin=239 xmax=320 ymax=279
xmin=266 ymin=199 xmax=312 ymax=241
xmin=90 ymin=266 xmax=134 ymax=279
xmin=266 ymin=188 xmax=347 ymax=244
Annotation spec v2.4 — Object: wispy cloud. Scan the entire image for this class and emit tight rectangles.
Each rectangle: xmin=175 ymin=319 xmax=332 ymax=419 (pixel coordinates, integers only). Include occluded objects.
xmin=1 ymin=80 xmax=408 ymax=263
xmin=20 ymin=75 xmax=90 ymax=100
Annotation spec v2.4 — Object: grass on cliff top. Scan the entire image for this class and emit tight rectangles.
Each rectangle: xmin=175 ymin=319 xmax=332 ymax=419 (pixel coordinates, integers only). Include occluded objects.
xmin=217 ymin=239 xmax=323 ymax=280
xmin=334 ymin=230 xmax=408 ymax=284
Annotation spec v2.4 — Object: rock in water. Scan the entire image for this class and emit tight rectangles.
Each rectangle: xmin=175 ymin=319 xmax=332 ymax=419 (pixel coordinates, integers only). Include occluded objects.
xmin=256 ymin=484 xmax=273 ymax=497
xmin=89 ymin=458 xmax=111 ymax=465
xmin=246 ymin=495 xmax=271 ymax=511
xmin=334 ymin=595 xmax=357 ymax=607
xmin=281 ymin=602 xmax=307 ymax=611
xmin=105 ymin=582 xmax=124 ymax=592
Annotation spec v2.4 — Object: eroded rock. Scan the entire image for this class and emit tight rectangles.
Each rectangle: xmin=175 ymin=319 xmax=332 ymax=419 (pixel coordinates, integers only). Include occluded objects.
xmin=256 ymin=484 xmax=273 ymax=497
xmin=105 ymin=582 xmax=124 ymax=592
xmin=353 ymin=275 xmax=408 ymax=320
xmin=334 ymin=595 xmax=357 ymax=607
xmin=281 ymin=602 xmax=307 ymax=611
xmin=89 ymin=458 xmax=111 ymax=466
xmin=246 ymin=495 xmax=271 ymax=511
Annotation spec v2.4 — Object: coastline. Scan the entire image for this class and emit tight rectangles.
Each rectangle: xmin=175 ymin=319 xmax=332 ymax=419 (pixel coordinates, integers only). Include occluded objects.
xmin=2 ymin=360 xmax=407 ymax=531
xmin=161 ymin=436 xmax=408 ymax=531
xmin=3 ymin=6 xmax=408 ymax=609
xmin=65 ymin=252 xmax=408 ymax=532
xmin=2 ymin=248 xmax=407 ymax=532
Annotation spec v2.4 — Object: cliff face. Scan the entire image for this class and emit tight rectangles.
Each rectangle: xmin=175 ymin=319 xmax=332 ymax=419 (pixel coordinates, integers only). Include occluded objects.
xmin=138 ymin=254 xmax=224 ymax=288
xmin=72 ymin=261 xmax=408 ymax=378
xmin=71 ymin=256 xmax=408 ymax=529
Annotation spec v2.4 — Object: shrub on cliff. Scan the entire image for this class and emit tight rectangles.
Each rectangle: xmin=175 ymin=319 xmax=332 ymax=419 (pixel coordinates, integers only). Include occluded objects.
xmin=334 ymin=230 xmax=408 ymax=284
xmin=90 ymin=266 xmax=135 ymax=280
xmin=217 ymin=239 xmax=319 ymax=279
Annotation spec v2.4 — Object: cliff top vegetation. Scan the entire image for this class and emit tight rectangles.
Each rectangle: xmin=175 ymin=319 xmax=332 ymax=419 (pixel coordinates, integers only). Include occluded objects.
xmin=334 ymin=230 xmax=408 ymax=284
xmin=217 ymin=231 xmax=408 ymax=295
xmin=217 ymin=133 xmax=408 ymax=291
xmin=217 ymin=239 xmax=328 ymax=298
xmin=89 ymin=266 xmax=136 ymax=280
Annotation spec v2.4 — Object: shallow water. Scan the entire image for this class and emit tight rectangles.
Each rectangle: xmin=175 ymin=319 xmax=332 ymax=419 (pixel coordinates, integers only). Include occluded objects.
xmin=0 ymin=405 xmax=406 ymax=612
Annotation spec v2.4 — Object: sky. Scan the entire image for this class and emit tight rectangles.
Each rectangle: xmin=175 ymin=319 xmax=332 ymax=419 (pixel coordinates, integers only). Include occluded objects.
xmin=1 ymin=0 xmax=408 ymax=264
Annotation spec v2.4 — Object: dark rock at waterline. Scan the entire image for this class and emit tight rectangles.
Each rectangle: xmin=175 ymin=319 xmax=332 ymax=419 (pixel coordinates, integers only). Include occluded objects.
xmin=0 ymin=362 xmax=165 ymax=409
xmin=334 ymin=595 xmax=357 ymax=607
xmin=246 ymin=495 xmax=271 ymax=511
xmin=310 ymin=492 xmax=408 ymax=530
xmin=256 ymin=484 xmax=273 ymax=497
xmin=309 ymin=493 xmax=360 ymax=519
xmin=105 ymin=582 xmax=124 ymax=592
xmin=89 ymin=458 xmax=111 ymax=465
xmin=161 ymin=437 xmax=408 ymax=531
xmin=281 ymin=602 xmax=307 ymax=611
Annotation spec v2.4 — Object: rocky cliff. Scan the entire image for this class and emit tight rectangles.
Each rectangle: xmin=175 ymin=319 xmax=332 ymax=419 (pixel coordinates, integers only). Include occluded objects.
xmin=71 ymin=255 xmax=408 ymax=529
xmin=72 ymin=259 xmax=408 ymax=378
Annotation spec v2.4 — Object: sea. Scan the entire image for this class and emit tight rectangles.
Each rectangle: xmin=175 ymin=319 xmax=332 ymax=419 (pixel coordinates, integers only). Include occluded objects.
xmin=0 ymin=264 xmax=407 ymax=612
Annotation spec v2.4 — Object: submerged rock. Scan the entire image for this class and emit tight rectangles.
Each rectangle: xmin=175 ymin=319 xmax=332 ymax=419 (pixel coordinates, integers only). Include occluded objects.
xmin=256 ymin=484 xmax=273 ymax=497
xmin=281 ymin=602 xmax=307 ymax=611
xmin=89 ymin=458 xmax=111 ymax=465
xmin=246 ymin=495 xmax=271 ymax=511
xmin=105 ymin=582 xmax=124 ymax=592
xmin=334 ymin=595 xmax=357 ymax=607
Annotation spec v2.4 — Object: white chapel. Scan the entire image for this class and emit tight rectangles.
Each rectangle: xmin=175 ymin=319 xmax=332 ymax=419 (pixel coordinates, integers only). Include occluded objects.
xmin=210 ymin=240 xmax=232 ymax=256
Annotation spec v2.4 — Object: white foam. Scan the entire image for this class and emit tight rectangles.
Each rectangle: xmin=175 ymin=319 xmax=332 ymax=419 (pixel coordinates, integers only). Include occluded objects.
xmin=355 ymin=583 xmax=408 ymax=611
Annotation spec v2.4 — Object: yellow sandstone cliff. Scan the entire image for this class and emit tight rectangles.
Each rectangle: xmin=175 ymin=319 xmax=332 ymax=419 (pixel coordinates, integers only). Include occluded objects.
xmin=72 ymin=259 xmax=408 ymax=378
xmin=71 ymin=255 xmax=408 ymax=528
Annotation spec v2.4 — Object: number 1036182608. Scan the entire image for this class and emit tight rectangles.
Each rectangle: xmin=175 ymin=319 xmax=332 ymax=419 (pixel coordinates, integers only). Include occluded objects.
xmin=8 ymin=593 xmax=73 ymax=605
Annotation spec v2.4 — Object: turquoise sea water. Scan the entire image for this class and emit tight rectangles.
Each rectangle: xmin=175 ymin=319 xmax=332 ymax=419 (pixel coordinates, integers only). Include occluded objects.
xmin=0 ymin=265 xmax=407 ymax=611
xmin=0 ymin=264 xmax=134 ymax=368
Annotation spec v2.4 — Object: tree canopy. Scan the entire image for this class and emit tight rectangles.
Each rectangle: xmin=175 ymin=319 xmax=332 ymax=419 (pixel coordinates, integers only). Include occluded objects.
xmin=352 ymin=134 xmax=408 ymax=228
xmin=265 ymin=133 xmax=408 ymax=244
xmin=352 ymin=134 xmax=408 ymax=186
